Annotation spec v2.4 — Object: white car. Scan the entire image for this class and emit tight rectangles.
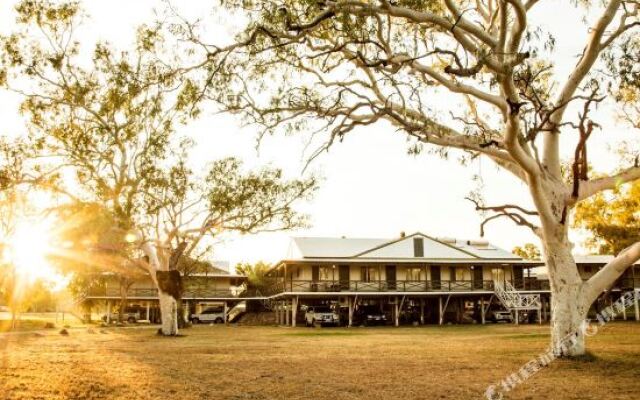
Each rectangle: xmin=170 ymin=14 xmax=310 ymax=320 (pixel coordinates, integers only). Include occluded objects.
xmin=191 ymin=307 xmax=226 ymax=324
xmin=305 ymin=306 xmax=340 ymax=327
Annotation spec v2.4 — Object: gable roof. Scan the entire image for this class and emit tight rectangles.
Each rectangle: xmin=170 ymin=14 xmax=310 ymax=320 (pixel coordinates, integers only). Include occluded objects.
xmin=285 ymin=232 xmax=523 ymax=262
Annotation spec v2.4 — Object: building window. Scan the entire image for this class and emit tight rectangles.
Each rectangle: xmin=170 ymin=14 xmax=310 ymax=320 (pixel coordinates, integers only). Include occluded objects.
xmin=449 ymin=266 xmax=457 ymax=282
xmin=456 ymin=268 xmax=465 ymax=281
xmin=361 ymin=266 xmax=380 ymax=282
xmin=414 ymin=237 xmax=424 ymax=257
xmin=319 ymin=266 xmax=334 ymax=281
xmin=406 ymin=267 xmax=422 ymax=281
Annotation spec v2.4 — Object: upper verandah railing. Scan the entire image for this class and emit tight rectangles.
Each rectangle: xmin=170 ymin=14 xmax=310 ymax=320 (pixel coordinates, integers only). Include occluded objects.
xmin=263 ymin=278 xmax=640 ymax=295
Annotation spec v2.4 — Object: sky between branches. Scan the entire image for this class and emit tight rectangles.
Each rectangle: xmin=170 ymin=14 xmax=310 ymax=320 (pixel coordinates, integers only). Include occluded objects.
xmin=0 ymin=0 xmax=634 ymax=268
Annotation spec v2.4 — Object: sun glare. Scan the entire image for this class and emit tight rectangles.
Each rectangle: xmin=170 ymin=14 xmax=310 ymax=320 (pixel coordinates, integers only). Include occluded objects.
xmin=4 ymin=220 xmax=69 ymax=291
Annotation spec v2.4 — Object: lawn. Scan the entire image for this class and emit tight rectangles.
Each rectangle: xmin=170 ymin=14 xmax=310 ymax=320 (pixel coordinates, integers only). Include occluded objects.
xmin=0 ymin=322 xmax=639 ymax=400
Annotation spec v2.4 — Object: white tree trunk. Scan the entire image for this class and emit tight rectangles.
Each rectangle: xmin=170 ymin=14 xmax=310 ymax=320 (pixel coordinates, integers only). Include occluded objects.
xmin=140 ymin=241 xmax=179 ymax=336
xmin=158 ymin=290 xmax=178 ymax=335
xmin=541 ymin=218 xmax=589 ymax=356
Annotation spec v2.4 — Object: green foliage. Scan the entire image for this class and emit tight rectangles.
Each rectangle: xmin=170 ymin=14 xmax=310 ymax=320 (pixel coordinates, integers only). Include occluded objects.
xmin=573 ymin=181 xmax=640 ymax=255
xmin=512 ymin=243 xmax=541 ymax=260
xmin=235 ymin=261 xmax=271 ymax=292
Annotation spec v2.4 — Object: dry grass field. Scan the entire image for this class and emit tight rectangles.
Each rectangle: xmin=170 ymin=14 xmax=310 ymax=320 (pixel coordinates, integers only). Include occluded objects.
xmin=0 ymin=322 xmax=639 ymax=400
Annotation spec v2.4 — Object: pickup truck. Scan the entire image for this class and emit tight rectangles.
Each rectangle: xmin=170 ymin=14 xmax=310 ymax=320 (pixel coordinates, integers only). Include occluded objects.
xmin=305 ymin=306 xmax=340 ymax=327
xmin=191 ymin=307 xmax=226 ymax=324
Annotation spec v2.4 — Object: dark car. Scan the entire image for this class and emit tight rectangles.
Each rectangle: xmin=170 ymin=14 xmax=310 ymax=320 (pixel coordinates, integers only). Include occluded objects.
xmin=354 ymin=305 xmax=388 ymax=326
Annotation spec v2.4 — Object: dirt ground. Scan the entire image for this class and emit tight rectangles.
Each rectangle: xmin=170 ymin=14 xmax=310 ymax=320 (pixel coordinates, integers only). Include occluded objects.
xmin=0 ymin=322 xmax=639 ymax=400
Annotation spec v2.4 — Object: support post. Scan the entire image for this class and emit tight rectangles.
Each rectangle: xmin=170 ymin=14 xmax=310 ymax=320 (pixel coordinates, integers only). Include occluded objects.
xmin=622 ymin=296 xmax=627 ymax=321
xmin=542 ymin=296 xmax=547 ymax=322
xmin=394 ymin=297 xmax=399 ymax=327
xmin=480 ymin=298 xmax=485 ymax=325
xmin=348 ymin=297 xmax=353 ymax=327
xmin=106 ymin=300 xmax=112 ymax=324
xmin=292 ymin=296 xmax=298 ymax=328
xmin=146 ymin=301 xmax=150 ymax=321
xmin=635 ymin=290 xmax=639 ymax=322
xmin=438 ymin=297 xmax=443 ymax=325
xmin=274 ymin=302 xmax=279 ymax=325
xmin=514 ymin=310 xmax=519 ymax=325
xmin=420 ymin=298 xmax=425 ymax=325
xmin=285 ymin=300 xmax=290 ymax=326
xmin=224 ymin=301 xmax=228 ymax=325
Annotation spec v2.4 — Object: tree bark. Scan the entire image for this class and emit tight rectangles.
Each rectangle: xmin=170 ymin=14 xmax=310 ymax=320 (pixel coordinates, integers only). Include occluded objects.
xmin=158 ymin=289 xmax=178 ymax=335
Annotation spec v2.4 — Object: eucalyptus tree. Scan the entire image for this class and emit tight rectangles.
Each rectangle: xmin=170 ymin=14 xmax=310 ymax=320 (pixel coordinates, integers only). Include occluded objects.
xmin=1 ymin=1 xmax=316 ymax=335
xmin=181 ymin=0 xmax=640 ymax=355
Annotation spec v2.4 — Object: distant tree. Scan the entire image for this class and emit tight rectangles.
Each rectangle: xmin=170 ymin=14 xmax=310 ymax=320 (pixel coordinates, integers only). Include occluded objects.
xmin=2 ymin=1 xmax=316 ymax=335
xmin=512 ymin=243 xmax=541 ymax=261
xmin=573 ymin=181 xmax=640 ymax=255
xmin=183 ymin=0 xmax=640 ymax=356
xmin=235 ymin=261 xmax=271 ymax=294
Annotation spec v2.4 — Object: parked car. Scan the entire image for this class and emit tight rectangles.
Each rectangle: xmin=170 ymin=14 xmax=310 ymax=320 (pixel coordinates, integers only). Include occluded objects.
xmin=102 ymin=307 xmax=142 ymax=323
xmin=489 ymin=310 xmax=513 ymax=323
xmin=305 ymin=305 xmax=340 ymax=327
xmin=191 ymin=307 xmax=225 ymax=324
xmin=354 ymin=305 xmax=388 ymax=326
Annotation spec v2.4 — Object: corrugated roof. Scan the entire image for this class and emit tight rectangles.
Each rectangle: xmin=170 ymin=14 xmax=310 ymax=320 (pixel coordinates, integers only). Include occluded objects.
xmin=286 ymin=233 xmax=522 ymax=261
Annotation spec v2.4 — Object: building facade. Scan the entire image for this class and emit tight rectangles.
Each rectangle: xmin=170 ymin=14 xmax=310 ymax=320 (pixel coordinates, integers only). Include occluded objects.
xmin=264 ymin=233 xmax=640 ymax=327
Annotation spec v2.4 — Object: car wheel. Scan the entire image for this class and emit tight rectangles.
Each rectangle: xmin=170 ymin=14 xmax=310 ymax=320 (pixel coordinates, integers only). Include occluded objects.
xmin=191 ymin=318 xmax=200 ymax=324
xmin=127 ymin=317 xmax=136 ymax=324
xmin=215 ymin=317 xmax=224 ymax=324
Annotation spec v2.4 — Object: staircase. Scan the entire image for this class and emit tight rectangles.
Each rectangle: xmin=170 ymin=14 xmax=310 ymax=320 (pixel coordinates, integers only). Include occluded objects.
xmin=494 ymin=280 xmax=541 ymax=323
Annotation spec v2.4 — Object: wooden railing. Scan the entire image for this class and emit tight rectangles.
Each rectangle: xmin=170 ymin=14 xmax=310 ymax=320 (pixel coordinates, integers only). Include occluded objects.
xmin=86 ymin=287 xmax=248 ymax=299
xmin=266 ymin=279 xmax=502 ymax=294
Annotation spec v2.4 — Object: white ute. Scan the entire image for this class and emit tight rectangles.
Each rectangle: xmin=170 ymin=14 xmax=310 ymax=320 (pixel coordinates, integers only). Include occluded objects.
xmin=305 ymin=305 xmax=340 ymax=327
xmin=191 ymin=307 xmax=226 ymax=324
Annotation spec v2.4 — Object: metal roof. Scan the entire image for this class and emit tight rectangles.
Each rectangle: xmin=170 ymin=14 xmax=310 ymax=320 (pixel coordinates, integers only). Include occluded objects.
xmin=285 ymin=232 xmax=524 ymax=262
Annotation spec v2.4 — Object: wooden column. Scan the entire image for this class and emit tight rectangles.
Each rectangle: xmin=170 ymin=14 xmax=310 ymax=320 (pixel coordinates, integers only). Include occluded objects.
xmin=292 ymin=296 xmax=298 ymax=328
xmin=394 ymin=297 xmax=399 ymax=327
xmin=224 ymin=301 xmax=228 ymax=325
xmin=106 ymin=300 xmax=112 ymax=324
xmin=514 ymin=310 xmax=519 ymax=325
xmin=285 ymin=300 xmax=290 ymax=326
xmin=634 ymin=290 xmax=639 ymax=322
xmin=348 ymin=297 xmax=353 ymax=327
xmin=419 ymin=299 xmax=425 ymax=325
xmin=438 ymin=297 xmax=443 ymax=325
xmin=622 ymin=295 xmax=628 ymax=321
xmin=146 ymin=301 xmax=150 ymax=321
xmin=480 ymin=298 xmax=485 ymax=325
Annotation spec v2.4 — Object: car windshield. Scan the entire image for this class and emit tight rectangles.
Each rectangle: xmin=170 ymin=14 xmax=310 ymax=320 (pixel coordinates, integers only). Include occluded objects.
xmin=314 ymin=307 xmax=331 ymax=313
xmin=203 ymin=308 xmax=222 ymax=314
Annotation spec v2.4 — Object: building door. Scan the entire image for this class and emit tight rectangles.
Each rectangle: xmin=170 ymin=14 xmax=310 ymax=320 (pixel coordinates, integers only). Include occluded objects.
xmin=473 ymin=266 xmax=483 ymax=289
xmin=311 ymin=265 xmax=319 ymax=292
xmin=386 ymin=265 xmax=397 ymax=290
xmin=431 ymin=265 xmax=441 ymax=289
xmin=339 ymin=265 xmax=350 ymax=290
xmin=513 ymin=266 xmax=524 ymax=289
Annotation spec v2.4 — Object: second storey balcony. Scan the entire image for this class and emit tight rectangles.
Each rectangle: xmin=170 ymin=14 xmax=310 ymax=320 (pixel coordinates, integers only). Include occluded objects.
xmin=264 ymin=279 xmax=553 ymax=295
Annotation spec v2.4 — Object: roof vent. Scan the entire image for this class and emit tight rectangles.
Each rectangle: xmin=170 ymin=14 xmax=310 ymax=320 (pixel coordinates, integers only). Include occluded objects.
xmin=468 ymin=239 xmax=490 ymax=248
xmin=438 ymin=237 xmax=457 ymax=244
xmin=400 ymin=231 xmax=406 ymax=238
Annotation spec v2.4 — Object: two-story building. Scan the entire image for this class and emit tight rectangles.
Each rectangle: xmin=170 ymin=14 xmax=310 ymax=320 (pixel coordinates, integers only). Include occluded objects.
xmin=265 ymin=233 xmax=640 ymax=327
xmin=85 ymin=261 xmax=247 ymax=323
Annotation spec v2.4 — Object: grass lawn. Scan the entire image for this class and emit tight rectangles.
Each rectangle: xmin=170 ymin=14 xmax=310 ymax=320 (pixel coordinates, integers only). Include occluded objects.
xmin=1 ymin=322 xmax=639 ymax=400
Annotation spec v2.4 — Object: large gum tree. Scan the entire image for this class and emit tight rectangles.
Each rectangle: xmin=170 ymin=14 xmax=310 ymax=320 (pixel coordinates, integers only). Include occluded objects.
xmin=181 ymin=0 xmax=640 ymax=355
xmin=1 ymin=1 xmax=316 ymax=336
